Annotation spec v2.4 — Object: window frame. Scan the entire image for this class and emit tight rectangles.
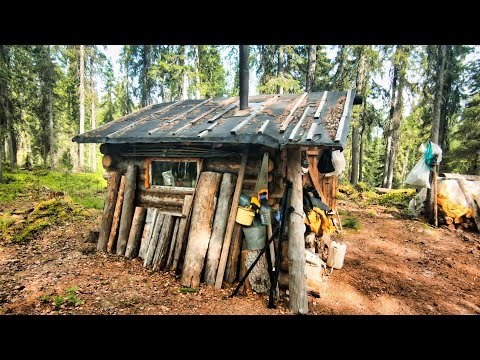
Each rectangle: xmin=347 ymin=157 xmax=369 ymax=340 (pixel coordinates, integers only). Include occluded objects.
xmin=145 ymin=157 xmax=203 ymax=190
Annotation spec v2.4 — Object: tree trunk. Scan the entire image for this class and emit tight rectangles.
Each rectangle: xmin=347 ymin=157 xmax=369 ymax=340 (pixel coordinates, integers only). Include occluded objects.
xmin=125 ymin=206 xmax=147 ymax=259
xmin=387 ymin=53 xmax=406 ymax=189
xmin=116 ymin=164 xmax=138 ymax=256
xmin=181 ymin=171 xmax=222 ymax=288
xmin=306 ymin=45 xmax=317 ymax=92
xmin=278 ymin=46 xmax=284 ymax=94
xmin=90 ymin=47 xmax=96 ymax=172
xmin=47 ymin=45 xmax=54 ymax=168
xmin=350 ymin=126 xmax=360 ymax=184
xmin=287 ymin=147 xmax=308 ymax=314
xmin=351 ymin=46 xmax=367 ymax=185
xmin=426 ymin=45 xmax=447 ymax=225
xmin=215 ymin=148 xmax=249 ymax=289
xmin=107 ymin=175 xmax=126 ymax=252
xmin=0 ymin=124 xmax=3 ymax=182
xmin=194 ymin=45 xmax=201 ymax=99
xmin=97 ymin=171 xmax=121 ymax=252
xmin=358 ymin=127 xmax=365 ymax=183
xmin=180 ymin=45 xmax=188 ymax=100
xmin=204 ymin=173 xmax=236 ymax=285
xmin=78 ymin=45 xmax=85 ymax=170
xmin=382 ymin=47 xmax=399 ymax=188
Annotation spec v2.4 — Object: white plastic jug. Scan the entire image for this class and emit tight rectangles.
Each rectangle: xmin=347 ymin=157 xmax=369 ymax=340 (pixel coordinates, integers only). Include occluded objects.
xmin=326 ymin=241 xmax=346 ymax=269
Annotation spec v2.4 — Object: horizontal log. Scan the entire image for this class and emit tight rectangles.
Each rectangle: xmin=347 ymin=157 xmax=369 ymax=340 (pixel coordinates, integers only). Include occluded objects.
xmin=137 ymin=191 xmax=185 ymax=206
xmin=203 ymin=158 xmax=274 ymax=176
xmin=440 ymin=173 xmax=480 ymax=181
xmin=278 ymin=271 xmax=321 ymax=298
xmin=136 ymin=185 xmax=195 ymax=196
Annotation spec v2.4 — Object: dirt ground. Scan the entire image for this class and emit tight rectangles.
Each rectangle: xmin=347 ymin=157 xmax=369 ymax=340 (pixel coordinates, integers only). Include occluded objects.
xmin=1 ymin=196 xmax=479 ymax=315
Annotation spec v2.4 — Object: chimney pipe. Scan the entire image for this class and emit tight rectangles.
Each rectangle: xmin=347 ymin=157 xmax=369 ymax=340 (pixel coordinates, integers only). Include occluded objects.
xmin=239 ymin=45 xmax=249 ymax=110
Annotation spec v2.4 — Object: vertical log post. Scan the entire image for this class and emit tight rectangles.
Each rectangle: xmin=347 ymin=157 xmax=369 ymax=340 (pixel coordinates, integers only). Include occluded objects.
xmin=215 ymin=147 xmax=249 ymax=289
xmin=97 ymin=171 xmax=121 ymax=252
xmin=172 ymin=195 xmax=194 ymax=271
xmin=181 ymin=171 xmax=222 ymax=288
xmin=225 ymin=223 xmax=243 ymax=283
xmin=116 ymin=164 xmax=138 ymax=256
xmin=287 ymin=147 xmax=308 ymax=314
xmin=107 ymin=175 xmax=126 ymax=252
xmin=125 ymin=206 xmax=147 ymax=259
xmin=138 ymin=208 xmax=157 ymax=259
xmin=204 ymin=173 xmax=236 ymax=285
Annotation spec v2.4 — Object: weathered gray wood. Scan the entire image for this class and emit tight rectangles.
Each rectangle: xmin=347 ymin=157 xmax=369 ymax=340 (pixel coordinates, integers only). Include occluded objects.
xmin=97 ymin=171 xmax=121 ymax=252
xmin=116 ymin=164 xmax=138 ymax=256
xmin=181 ymin=171 xmax=222 ymax=288
xmin=137 ymin=191 xmax=184 ymax=206
xmin=165 ymin=218 xmax=180 ymax=270
xmin=457 ymin=178 xmax=480 ymax=232
xmin=204 ymin=173 xmax=237 ymax=285
xmin=287 ymin=147 xmax=308 ymax=314
xmin=279 ymin=93 xmax=307 ymax=132
xmin=107 ymin=175 xmax=126 ymax=253
xmin=334 ymin=89 xmax=352 ymax=142
xmin=215 ymin=148 xmax=249 ymax=289
xmin=288 ymin=106 xmax=310 ymax=141
xmin=138 ymin=208 xmax=157 ymax=259
xmin=152 ymin=215 xmax=175 ymax=271
xmin=125 ymin=207 xmax=147 ymax=259
xmin=245 ymin=249 xmax=270 ymax=293
xmin=172 ymin=195 xmax=194 ymax=271
xmin=144 ymin=213 xmax=165 ymax=268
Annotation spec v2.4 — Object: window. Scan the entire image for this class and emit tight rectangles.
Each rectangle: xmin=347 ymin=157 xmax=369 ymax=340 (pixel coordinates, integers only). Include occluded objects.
xmin=147 ymin=159 xmax=201 ymax=188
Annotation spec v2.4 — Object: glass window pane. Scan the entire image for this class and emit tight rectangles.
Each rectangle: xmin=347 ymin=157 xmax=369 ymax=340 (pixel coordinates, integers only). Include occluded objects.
xmin=150 ymin=160 xmax=198 ymax=188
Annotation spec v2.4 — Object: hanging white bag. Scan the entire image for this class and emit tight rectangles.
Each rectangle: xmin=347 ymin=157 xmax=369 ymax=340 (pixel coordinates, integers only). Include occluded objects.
xmin=324 ymin=150 xmax=346 ymax=177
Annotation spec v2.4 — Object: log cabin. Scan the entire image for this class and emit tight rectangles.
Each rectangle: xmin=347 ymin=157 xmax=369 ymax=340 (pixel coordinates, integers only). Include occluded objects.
xmin=72 ymin=47 xmax=359 ymax=314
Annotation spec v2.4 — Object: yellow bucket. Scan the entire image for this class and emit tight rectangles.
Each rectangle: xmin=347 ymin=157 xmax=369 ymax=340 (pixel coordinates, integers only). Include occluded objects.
xmin=235 ymin=206 xmax=255 ymax=226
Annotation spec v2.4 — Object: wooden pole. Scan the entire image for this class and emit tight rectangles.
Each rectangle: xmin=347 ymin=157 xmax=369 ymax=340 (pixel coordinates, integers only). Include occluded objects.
xmin=116 ymin=164 xmax=138 ymax=256
xmin=181 ymin=171 xmax=222 ymax=288
xmin=172 ymin=194 xmax=194 ymax=271
xmin=165 ymin=218 xmax=180 ymax=270
xmin=204 ymin=173 xmax=236 ymax=285
xmin=97 ymin=171 xmax=121 ymax=252
xmin=286 ymin=147 xmax=308 ymax=314
xmin=215 ymin=147 xmax=249 ymax=289
xmin=107 ymin=175 xmax=126 ymax=252
xmin=125 ymin=207 xmax=147 ymax=259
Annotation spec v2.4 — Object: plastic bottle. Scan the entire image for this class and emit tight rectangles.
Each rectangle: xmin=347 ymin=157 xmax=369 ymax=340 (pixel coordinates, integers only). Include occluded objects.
xmin=326 ymin=241 xmax=347 ymax=269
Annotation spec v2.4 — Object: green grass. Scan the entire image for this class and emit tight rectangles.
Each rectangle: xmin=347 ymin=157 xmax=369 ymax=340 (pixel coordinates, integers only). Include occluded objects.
xmin=179 ymin=287 xmax=199 ymax=293
xmin=0 ymin=169 xmax=107 ymax=209
xmin=343 ymin=216 xmax=361 ymax=230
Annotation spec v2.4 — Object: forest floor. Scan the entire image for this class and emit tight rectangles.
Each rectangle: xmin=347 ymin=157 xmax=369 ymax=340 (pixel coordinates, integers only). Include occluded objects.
xmin=1 ymin=180 xmax=480 ymax=315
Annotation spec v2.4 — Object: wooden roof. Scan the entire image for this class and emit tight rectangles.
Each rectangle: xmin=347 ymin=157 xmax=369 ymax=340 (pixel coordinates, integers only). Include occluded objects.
xmin=73 ymin=90 xmax=356 ymax=150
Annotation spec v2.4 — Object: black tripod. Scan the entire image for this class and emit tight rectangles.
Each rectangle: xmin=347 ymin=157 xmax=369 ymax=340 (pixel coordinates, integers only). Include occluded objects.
xmin=230 ymin=180 xmax=293 ymax=309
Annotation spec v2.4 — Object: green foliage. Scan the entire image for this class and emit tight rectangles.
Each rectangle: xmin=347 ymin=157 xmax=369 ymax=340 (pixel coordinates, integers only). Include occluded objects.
xmin=40 ymin=295 xmax=50 ymax=303
xmin=64 ymin=286 xmax=83 ymax=306
xmin=342 ymin=214 xmax=361 ymax=230
xmin=53 ymin=295 xmax=64 ymax=310
xmin=58 ymin=150 xmax=73 ymax=170
xmin=0 ymin=169 xmax=106 ymax=208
